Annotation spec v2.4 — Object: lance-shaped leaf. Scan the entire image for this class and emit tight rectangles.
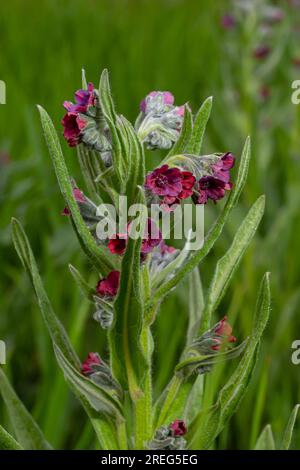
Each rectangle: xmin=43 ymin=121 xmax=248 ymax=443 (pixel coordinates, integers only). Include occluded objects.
xmin=54 ymin=345 xmax=123 ymax=417
xmin=0 ymin=368 xmax=51 ymax=450
xmin=200 ymin=194 xmax=265 ymax=333
xmin=280 ymin=404 xmax=300 ymax=450
xmin=188 ymin=272 xmax=271 ymax=449
xmin=11 ymin=219 xmax=119 ymax=449
xmin=11 ymin=218 xmax=79 ymax=367
xmin=98 ymin=69 xmax=127 ymax=187
xmin=186 ymin=96 xmax=213 ymax=155
xmin=148 ymin=137 xmax=251 ymax=308
xmin=37 ymin=105 xmax=114 ymax=275
xmin=109 ymin=190 xmax=147 ymax=397
xmin=0 ymin=425 xmax=23 ymax=450
xmin=69 ymin=264 xmax=95 ymax=301
xmin=121 ymin=115 xmax=146 ymax=207
xmin=167 ymin=105 xmax=193 ymax=156
xmin=254 ymin=424 xmax=276 ymax=450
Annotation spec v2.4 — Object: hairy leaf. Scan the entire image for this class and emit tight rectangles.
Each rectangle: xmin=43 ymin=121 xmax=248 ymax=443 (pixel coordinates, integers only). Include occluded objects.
xmin=189 ymin=272 xmax=271 ymax=449
xmin=0 ymin=425 xmax=23 ymax=450
xmin=37 ymin=105 xmax=113 ymax=274
xmin=186 ymin=96 xmax=213 ymax=155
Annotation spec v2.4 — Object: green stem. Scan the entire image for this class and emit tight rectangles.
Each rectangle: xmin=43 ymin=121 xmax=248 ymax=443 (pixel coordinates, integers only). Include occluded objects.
xmin=117 ymin=419 xmax=128 ymax=450
xmin=134 ymin=326 xmax=153 ymax=449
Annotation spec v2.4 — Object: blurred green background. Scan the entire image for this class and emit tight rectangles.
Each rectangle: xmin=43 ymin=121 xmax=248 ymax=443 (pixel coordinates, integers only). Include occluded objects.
xmin=1 ymin=0 xmax=300 ymax=449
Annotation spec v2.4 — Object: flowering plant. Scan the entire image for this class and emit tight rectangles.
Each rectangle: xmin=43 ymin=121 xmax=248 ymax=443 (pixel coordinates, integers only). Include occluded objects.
xmin=1 ymin=69 xmax=296 ymax=451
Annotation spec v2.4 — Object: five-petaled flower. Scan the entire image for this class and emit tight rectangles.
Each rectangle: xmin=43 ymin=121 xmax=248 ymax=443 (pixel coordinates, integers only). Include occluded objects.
xmin=96 ymin=271 xmax=120 ymax=298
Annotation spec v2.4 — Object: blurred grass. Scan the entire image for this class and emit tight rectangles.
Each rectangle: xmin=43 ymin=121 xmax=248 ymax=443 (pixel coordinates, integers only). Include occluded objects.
xmin=1 ymin=0 xmax=300 ymax=449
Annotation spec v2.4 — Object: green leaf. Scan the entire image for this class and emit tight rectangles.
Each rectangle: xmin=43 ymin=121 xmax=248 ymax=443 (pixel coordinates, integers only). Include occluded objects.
xmin=98 ymin=69 xmax=127 ymax=187
xmin=109 ymin=189 xmax=147 ymax=397
xmin=189 ymin=272 xmax=271 ymax=449
xmin=200 ymin=194 xmax=265 ymax=333
xmin=176 ymin=339 xmax=249 ymax=375
xmin=69 ymin=264 xmax=95 ymax=301
xmin=54 ymin=345 xmax=123 ymax=417
xmin=167 ymin=105 xmax=193 ymax=156
xmin=121 ymin=115 xmax=146 ymax=207
xmin=148 ymin=137 xmax=251 ymax=308
xmin=11 ymin=218 xmax=80 ymax=368
xmin=254 ymin=425 xmax=276 ymax=450
xmin=186 ymin=96 xmax=213 ymax=155
xmin=37 ymin=105 xmax=114 ymax=275
xmin=0 ymin=425 xmax=23 ymax=450
xmin=0 ymin=368 xmax=51 ymax=450
xmin=280 ymin=404 xmax=300 ymax=450
xmin=186 ymin=267 xmax=204 ymax=346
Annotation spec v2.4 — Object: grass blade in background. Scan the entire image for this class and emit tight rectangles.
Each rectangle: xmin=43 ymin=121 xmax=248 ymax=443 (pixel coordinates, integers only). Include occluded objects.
xmin=0 ymin=425 xmax=23 ymax=450
xmin=200 ymin=194 xmax=265 ymax=333
xmin=254 ymin=424 xmax=276 ymax=450
xmin=0 ymin=368 xmax=51 ymax=450
xmin=280 ymin=404 xmax=300 ymax=450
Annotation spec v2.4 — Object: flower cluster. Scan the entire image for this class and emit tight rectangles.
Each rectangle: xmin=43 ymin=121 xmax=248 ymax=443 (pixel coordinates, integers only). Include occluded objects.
xmin=136 ymin=91 xmax=185 ymax=150
xmin=145 ymin=152 xmax=235 ymax=209
xmin=148 ymin=420 xmax=187 ymax=450
xmin=107 ymin=218 xmax=162 ymax=257
xmin=62 ymin=83 xmax=112 ymax=156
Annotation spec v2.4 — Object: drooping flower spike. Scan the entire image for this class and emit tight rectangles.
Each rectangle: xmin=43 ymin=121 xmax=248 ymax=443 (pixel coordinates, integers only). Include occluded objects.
xmin=136 ymin=91 xmax=185 ymax=150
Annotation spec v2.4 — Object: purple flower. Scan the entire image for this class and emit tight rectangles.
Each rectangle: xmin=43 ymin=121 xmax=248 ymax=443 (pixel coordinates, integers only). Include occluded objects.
xmin=140 ymin=91 xmax=174 ymax=114
xmin=212 ymin=152 xmax=235 ymax=183
xmin=221 ymin=14 xmax=236 ymax=30
xmin=81 ymin=352 xmax=102 ymax=376
xmin=63 ymin=83 xmax=95 ymax=114
xmin=145 ymin=165 xmax=183 ymax=197
xmin=193 ymin=176 xmax=232 ymax=204
xmin=61 ymin=112 xmax=87 ymax=147
xmin=160 ymin=240 xmax=176 ymax=255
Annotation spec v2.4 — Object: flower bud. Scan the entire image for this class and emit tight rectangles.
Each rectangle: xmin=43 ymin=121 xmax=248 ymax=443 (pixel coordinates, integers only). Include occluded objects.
xmin=137 ymin=91 xmax=185 ymax=150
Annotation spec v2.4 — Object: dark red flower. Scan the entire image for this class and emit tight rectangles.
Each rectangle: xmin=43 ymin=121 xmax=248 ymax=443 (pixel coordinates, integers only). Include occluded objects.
xmin=96 ymin=271 xmax=120 ymax=298
xmin=108 ymin=233 xmax=127 ymax=255
xmin=178 ymin=171 xmax=196 ymax=199
xmin=170 ymin=420 xmax=187 ymax=437
xmin=211 ymin=316 xmax=236 ymax=351
xmin=145 ymin=165 xmax=183 ymax=197
xmin=81 ymin=352 xmax=102 ymax=376
xmin=141 ymin=219 xmax=162 ymax=254
xmin=253 ymin=46 xmax=270 ymax=60
xmin=193 ymin=176 xmax=232 ymax=204
xmin=62 ymin=188 xmax=86 ymax=216
xmin=62 ymin=112 xmax=87 ymax=147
